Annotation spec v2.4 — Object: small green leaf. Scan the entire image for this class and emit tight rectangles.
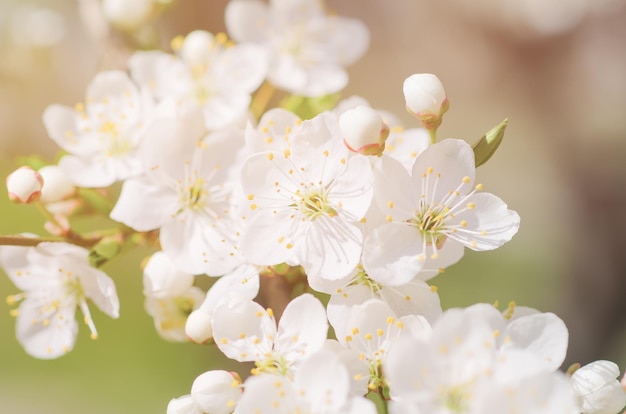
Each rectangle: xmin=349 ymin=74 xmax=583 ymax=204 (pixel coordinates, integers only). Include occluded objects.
xmin=88 ymin=236 xmax=122 ymax=268
xmin=279 ymin=93 xmax=341 ymax=120
xmin=472 ymin=118 xmax=508 ymax=167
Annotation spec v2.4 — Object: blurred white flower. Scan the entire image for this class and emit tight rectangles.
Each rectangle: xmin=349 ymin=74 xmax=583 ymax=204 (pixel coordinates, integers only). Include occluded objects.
xmin=225 ymin=0 xmax=369 ymax=96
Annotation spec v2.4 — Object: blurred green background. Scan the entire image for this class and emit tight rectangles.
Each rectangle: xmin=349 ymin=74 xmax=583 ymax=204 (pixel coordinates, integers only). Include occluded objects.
xmin=1 ymin=0 xmax=626 ymax=412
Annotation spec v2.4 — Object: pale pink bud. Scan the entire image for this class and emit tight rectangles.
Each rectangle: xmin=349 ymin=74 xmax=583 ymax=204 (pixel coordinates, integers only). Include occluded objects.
xmin=38 ymin=165 xmax=75 ymax=203
xmin=339 ymin=105 xmax=389 ymax=156
xmin=191 ymin=370 xmax=242 ymax=414
xmin=403 ymin=73 xmax=449 ymax=130
xmin=6 ymin=166 xmax=43 ymax=204
xmin=185 ymin=309 xmax=213 ymax=344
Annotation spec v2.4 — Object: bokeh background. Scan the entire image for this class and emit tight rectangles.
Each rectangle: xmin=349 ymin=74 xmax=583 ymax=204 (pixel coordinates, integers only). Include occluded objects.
xmin=1 ymin=0 xmax=625 ymax=412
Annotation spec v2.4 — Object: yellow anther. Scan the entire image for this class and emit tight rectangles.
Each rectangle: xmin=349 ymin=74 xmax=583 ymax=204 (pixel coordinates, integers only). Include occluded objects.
xmin=268 ymin=153 xmax=274 ymax=160
xmin=405 ymin=295 xmax=411 ymax=301
xmin=467 ymin=202 xmax=475 ymax=209
xmin=247 ymin=194 xmax=254 ymax=200
xmin=74 ymin=102 xmax=85 ymax=112
xmin=387 ymin=201 xmax=394 ymax=208
xmin=285 ymin=243 xmax=293 ymax=249
xmin=386 ymin=215 xmax=393 ymax=222
xmin=215 ymin=32 xmax=228 ymax=44
xmin=460 ymin=220 xmax=468 ymax=227
xmin=462 ymin=176 xmax=471 ymax=184
xmin=430 ymin=285 xmax=438 ymax=293
xmin=285 ymin=126 xmax=292 ymax=134
xmin=90 ymin=333 xmax=98 ymax=340
xmin=256 ymin=310 xmax=263 ymax=317
xmin=277 ymin=236 xmax=284 ymax=243
xmin=283 ymin=149 xmax=291 ymax=158
xmin=386 ymin=316 xmax=395 ymax=324
xmin=239 ymin=333 xmax=246 ymax=339
xmin=345 ymin=335 xmax=353 ymax=342
xmin=170 ymin=35 xmax=185 ymax=51
xmin=427 ymin=166 xmax=434 ymax=174
xmin=493 ymin=329 xmax=500 ymax=338
xmin=266 ymin=308 xmax=274 ymax=318
xmin=475 ymin=183 xmax=484 ymax=191
xmin=364 ymin=333 xmax=373 ymax=341
xmin=221 ymin=338 xmax=228 ymax=344
xmin=323 ymin=150 xmax=329 ymax=157
xmin=396 ymin=321 xmax=404 ymax=329
xmin=376 ymin=329 xmax=384 ymax=337
xmin=9 ymin=309 xmax=19 ymax=317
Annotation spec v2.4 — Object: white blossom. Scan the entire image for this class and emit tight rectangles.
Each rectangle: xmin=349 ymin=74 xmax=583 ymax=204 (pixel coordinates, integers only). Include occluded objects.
xmin=0 ymin=242 xmax=119 ymax=359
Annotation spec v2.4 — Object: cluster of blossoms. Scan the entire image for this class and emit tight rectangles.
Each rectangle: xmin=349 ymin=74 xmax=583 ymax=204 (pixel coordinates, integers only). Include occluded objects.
xmin=2 ymin=0 xmax=626 ymax=413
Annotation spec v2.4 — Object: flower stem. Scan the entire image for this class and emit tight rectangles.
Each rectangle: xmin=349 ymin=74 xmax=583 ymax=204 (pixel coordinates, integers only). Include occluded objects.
xmin=0 ymin=233 xmax=102 ymax=248
xmin=428 ymin=128 xmax=437 ymax=145
xmin=379 ymin=386 xmax=390 ymax=414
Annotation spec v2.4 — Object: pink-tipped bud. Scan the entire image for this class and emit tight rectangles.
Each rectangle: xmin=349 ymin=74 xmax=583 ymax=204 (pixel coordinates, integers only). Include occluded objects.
xmin=6 ymin=166 xmax=44 ymax=204
xmin=403 ymin=73 xmax=449 ymax=131
xmin=340 ymin=105 xmax=389 ymax=156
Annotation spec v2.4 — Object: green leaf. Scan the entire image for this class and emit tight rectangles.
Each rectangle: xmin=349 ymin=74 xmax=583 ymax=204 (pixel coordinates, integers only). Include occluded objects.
xmin=472 ymin=118 xmax=508 ymax=167
xmin=279 ymin=93 xmax=341 ymax=120
xmin=88 ymin=236 xmax=122 ymax=268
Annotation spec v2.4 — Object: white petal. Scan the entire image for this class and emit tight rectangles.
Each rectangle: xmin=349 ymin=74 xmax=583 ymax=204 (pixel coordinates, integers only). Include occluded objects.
xmin=240 ymin=209 xmax=299 ymax=266
xmin=275 ymin=293 xmax=328 ymax=360
xmin=212 ymin=296 xmax=276 ymax=362
xmin=411 ymin=138 xmax=475 ymax=203
xmin=143 ymin=251 xmax=194 ymax=298
xmin=224 ymin=0 xmax=270 ymax=43
xmin=298 ymin=215 xmax=362 ymax=280
xmin=109 ymin=177 xmax=178 ymax=231
xmin=42 ymin=104 xmax=98 ymax=156
xmin=362 ymin=223 xmax=424 ymax=286
xmin=451 ymin=192 xmax=520 ymax=250
xmin=15 ymin=291 xmax=78 ymax=359
xmin=380 ymin=279 xmax=442 ymax=322
xmin=501 ymin=312 xmax=568 ymax=371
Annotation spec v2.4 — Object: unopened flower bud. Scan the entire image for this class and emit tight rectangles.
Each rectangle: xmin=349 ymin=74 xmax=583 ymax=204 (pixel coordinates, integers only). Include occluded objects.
xmin=191 ymin=370 xmax=242 ymax=414
xmin=403 ymin=73 xmax=449 ymax=131
xmin=38 ymin=165 xmax=75 ymax=203
xmin=6 ymin=166 xmax=43 ymax=204
xmin=102 ymin=0 xmax=153 ymax=30
xmin=185 ymin=309 xmax=213 ymax=344
xmin=339 ymin=105 xmax=389 ymax=156
xmin=181 ymin=30 xmax=214 ymax=66
xmin=571 ymin=360 xmax=626 ymax=414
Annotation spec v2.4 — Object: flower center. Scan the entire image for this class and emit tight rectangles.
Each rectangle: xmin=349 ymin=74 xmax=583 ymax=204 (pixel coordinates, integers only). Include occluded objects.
xmin=98 ymin=120 xmax=132 ymax=157
xmin=408 ymin=206 xmax=450 ymax=249
xmin=253 ymin=352 xmax=291 ymax=376
xmin=295 ymin=188 xmax=337 ymax=220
